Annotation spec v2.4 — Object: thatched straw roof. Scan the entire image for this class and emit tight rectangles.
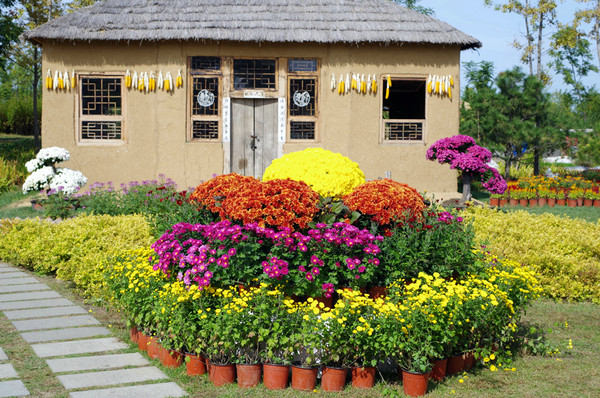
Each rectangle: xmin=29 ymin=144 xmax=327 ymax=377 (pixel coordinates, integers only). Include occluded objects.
xmin=23 ymin=0 xmax=481 ymax=50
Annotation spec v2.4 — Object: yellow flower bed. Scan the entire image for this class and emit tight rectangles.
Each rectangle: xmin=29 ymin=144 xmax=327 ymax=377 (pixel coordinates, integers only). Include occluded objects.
xmin=262 ymin=148 xmax=365 ymax=199
xmin=464 ymin=206 xmax=600 ymax=303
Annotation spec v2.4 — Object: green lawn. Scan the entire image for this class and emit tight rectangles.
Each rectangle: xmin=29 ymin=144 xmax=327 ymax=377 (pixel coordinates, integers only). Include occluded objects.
xmin=0 ymin=189 xmax=40 ymax=219
xmin=497 ymin=204 xmax=600 ymax=224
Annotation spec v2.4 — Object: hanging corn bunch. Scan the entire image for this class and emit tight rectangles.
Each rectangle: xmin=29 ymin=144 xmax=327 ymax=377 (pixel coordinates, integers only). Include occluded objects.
xmin=63 ymin=70 xmax=70 ymax=91
xmin=143 ymin=72 xmax=149 ymax=93
xmin=138 ymin=71 xmax=145 ymax=91
xmin=157 ymin=71 xmax=164 ymax=90
xmin=372 ymin=74 xmax=377 ymax=94
xmin=345 ymin=74 xmax=350 ymax=94
xmin=165 ymin=72 xmax=173 ymax=92
xmin=70 ymin=70 xmax=76 ymax=89
xmin=176 ymin=69 xmax=183 ymax=88
xmin=46 ymin=70 xmax=53 ymax=90
xmin=427 ymin=74 xmax=454 ymax=99
xmin=385 ymin=75 xmax=392 ymax=99
xmin=132 ymin=71 xmax=138 ymax=89
xmin=331 ymin=73 xmax=336 ymax=91
xmin=149 ymin=72 xmax=156 ymax=91
xmin=125 ymin=70 xmax=132 ymax=88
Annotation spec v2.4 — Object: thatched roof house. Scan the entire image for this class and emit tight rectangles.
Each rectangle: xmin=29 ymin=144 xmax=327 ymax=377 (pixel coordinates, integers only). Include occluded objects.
xmin=25 ymin=0 xmax=481 ymax=192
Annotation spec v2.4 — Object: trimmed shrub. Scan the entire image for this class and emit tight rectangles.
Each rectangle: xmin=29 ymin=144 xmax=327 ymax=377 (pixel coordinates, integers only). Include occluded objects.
xmin=464 ymin=206 xmax=600 ymax=303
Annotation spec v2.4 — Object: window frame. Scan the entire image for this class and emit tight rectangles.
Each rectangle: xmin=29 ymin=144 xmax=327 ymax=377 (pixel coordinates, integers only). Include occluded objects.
xmin=231 ymin=57 xmax=278 ymax=93
xmin=76 ymin=73 xmax=126 ymax=145
xmin=188 ymin=56 xmax=223 ymax=142
xmin=287 ymin=58 xmax=319 ymax=142
xmin=380 ymin=75 xmax=427 ymax=145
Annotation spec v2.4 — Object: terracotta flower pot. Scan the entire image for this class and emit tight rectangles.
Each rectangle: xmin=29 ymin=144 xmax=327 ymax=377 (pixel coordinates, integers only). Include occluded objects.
xmin=584 ymin=199 xmax=593 ymax=207
xmin=129 ymin=326 xmax=139 ymax=344
xmin=313 ymin=295 xmax=334 ymax=309
xmin=209 ymin=363 xmax=236 ymax=386
xmin=547 ymin=198 xmax=556 ymax=207
xmin=368 ymin=286 xmax=387 ymax=300
xmin=528 ymin=198 xmax=538 ymax=207
xmin=263 ymin=363 xmax=290 ymax=390
xmin=509 ymin=198 xmax=518 ymax=206
xmin=160 ymin=348 xmax=183 ymax=368
xmin=321 ymin=366 xmax=348 ymax=391
xmin=557 ymin=198 xmax=566 ymax=206
xmin=595 ymin=199 xmax=600 ymax=207
xmin=291 ymin=365 xmax=318 ymax=391
xmin=463 ymin=351 xmax=475 ymax=371
xmin=146 ymin=336 xmax=160 ymax=359
xmin=236 ymin=363 xmax=262 ymax=388
xmin=538 ymin=197 xmax=547 ymax=207
xmin=402 ymin=369 xmax=429 ymax=397
xmin=519 ymin=198 xmax=528 ymax=207
xmin=351 ymin=366 xmax=376 ymax=389
xmin=446 ymin=354 xmax=465 ymax=376
xmin=185 ymin=353 xmax=206 ymax=376
xmin=489 ymin=198 xmax=500 ymax=207
xmin=430 ymin=358 xmax=447 ymax=381
xmin=499 ymin=198 xmax=509 ymax=207
xmin=567 ymin=198 xmax=578 ymax=207
xmin=577 ymin=198 xmax=584 ymax=207
xmin=137 ymin=332 xmax=148 ymax=352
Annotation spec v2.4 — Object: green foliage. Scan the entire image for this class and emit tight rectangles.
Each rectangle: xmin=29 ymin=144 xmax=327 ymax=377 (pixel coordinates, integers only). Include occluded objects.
xmin=0 ymin=94 xmax=40 ymax=135
xmin=0 ymin=158 xmax=25 ymax=192
xmin=0 ymin=214 xmax=154 ymax=297
xmin=464 ymin=206 xmax=600 ymax=303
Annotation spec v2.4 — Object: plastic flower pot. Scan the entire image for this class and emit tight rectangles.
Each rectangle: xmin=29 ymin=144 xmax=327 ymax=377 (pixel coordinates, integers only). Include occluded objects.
xmin=351 ymin=366 xmax=376 ymax=389
xmin=321 ymin=366 xmax=348 ymax=391
xmin=160 ymin=348 xmax=183 ymax=368
xmin=263 ymin=363 xmax=289 ymax=390
xmin=509 ymin=198 xmax=518 ymax=206
xmin=528 ymin=199 xmax=538 ymax=207
xmin=236 ymin=363 xmax=262 ymax=388
xmin=499 ymin=198 xmax=508 ymax=207
xmin=291 ymin=364 xmax=318 ymax=391
xmin=137 ymin=332 xmax=148 ymax=352
xmin=446 ymin=354 xmax=465 ymax=376
xmin=538 ymin=197 xmax=547 ymax=207
xmin=402 ymin=369 xmax=429 ymax=397
xmin=567 ymin=199 xmax=578 ymax=207
xmin=489 ymin=198 xmax=500 ymax=207
xmin=430 ymin=358 xmax=447 ymax=381
xmin=594 ymin=199 xmax=600 ymax=207
xmin=209 ymin=363 xmax=236 ymax=387
xmin=547 ymin=198 xmax=556 ymax=207
xmin=584 ymin=199 xmax=593 ymax=207
xmin=129 ymin=326 xmax=139 ymax=344
xmin=463 ymin=351 xmax=475 ymax=371
xmin=577 ymin=198 xmax=584 ymax=207
xmin=146 ymin=336 xmax=160 ymax=359
xmin=185 ymin=353 xmax=206 ymax=376
xmin=557 ymin=198 xmax=566 ymax=206
xmin=519 ymin=199 xmax=528 ymax=207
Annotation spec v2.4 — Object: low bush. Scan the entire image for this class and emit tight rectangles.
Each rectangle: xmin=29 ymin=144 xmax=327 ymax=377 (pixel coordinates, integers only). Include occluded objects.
xmin=464 ymin=206 xmax=600 ymax=303
xmin=0 ymin=158 xmax=26 ymax=193
xmin=0 ymin=214 xmax=154 ymax=297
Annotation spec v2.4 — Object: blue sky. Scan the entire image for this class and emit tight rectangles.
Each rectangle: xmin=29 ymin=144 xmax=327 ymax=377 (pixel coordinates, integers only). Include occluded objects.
xmin=425 ymin=0 xmax=599 ymax=92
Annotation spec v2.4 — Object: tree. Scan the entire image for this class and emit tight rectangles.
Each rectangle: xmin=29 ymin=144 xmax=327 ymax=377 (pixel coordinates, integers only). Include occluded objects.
xmin=0 ymin=0 xmax=22 ymax=69
xmin=460 ymin=62 xmax=562 ymax=179
xmin=573 ymin=0 xmax=600 ymax=69
xmin=393 ymin=0 xmax=434 ymax=15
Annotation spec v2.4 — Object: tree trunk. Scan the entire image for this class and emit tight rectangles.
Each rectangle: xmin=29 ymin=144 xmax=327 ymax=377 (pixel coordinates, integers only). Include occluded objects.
xmin=533 ymin=143 xmax=540 ymax=175
xmin=524 ymin=9 xmax=534 ymax=76
xmin=460 ymin=173 xmax=473 ymax=204
xmin=504 ymin=150 xmax=512 ymax=180
xmin=32 ymin=45 xmax=41 ymax=150
xmin=595 ymin=4 xmax=600 ymax=69
xmin=537 ymin=12 xmax=544 ymax=79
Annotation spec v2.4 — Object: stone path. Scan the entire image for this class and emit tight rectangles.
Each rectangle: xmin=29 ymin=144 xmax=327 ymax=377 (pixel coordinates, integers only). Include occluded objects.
xmin=0 ymin=261 xmax=187 ymax=397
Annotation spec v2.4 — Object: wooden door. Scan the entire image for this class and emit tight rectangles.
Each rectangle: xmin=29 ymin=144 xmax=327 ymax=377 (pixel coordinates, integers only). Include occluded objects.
xmin=230 ymin=99 xmax=278 ymax=178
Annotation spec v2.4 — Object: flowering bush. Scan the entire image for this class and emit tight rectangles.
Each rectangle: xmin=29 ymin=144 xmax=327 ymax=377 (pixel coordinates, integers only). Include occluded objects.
xmin=342 ymin=179 xmax=425 ymax=227
xmin=22 ymin=147 xmax=87 ymax=195
xmin=262 ymin=148 xmax=366 ymax=198
xmin=426 ymin=135 xmax=507 ymax=200
xmin=189 ymin=173 xmax=258 ymax=219
xmin=221 ymin=178 xmax=320 ymax=230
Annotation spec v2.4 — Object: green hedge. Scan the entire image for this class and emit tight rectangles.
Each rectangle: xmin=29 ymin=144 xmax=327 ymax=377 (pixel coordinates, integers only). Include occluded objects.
xmin=0 ymin=214 xmax=154 ymax=297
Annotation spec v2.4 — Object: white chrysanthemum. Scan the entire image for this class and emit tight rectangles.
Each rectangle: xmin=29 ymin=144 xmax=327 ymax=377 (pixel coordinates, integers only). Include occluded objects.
xmin=22 ymin=166 xmax=55 ymax=194
xmin=36 ymin=146 xmax=70 ymax=164
xmin=25 ymin=158 xmax=44 ymax=173
xmin=49 ymin=168 xmax=88 ymax=195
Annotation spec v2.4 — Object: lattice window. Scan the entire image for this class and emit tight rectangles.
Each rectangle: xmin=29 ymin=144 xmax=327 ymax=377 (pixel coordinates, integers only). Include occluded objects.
xmin=190 ymin=56 xmax=221 ymax=72
xmin=288 ymin=59 xmax=317 ymax=73
xmin=233 ymin=59 xmax=276 ymax=90
xmin=79 ymin=76 xmax=124 ymax=142
xmin=192 ymin=121 xmax=219 ymax=140
xmin=192 ymin=77 xmax=219 ymax=116
xmin=382 ymin=78 xmax=426 ymax=142
xmin=289 ymin=79 xmax=316 ymax=117
xmin=384 ymin=122 xmax=423 ymax=141
xmin=290 ymin=121 xmax=315 ymax=140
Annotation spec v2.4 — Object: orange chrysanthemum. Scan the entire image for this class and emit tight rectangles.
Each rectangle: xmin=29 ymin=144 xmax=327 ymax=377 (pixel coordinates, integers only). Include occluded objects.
xmin=342 ymin=179 xmax=425 ymax=225
xmin=189 ymin=173 xmax=259 ymax=218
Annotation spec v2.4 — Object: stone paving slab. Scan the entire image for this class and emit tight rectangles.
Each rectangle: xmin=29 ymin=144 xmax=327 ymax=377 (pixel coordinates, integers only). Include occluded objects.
xmin=0 ymin=272 xmax=29 ymax=279
xmin=0 ymin=379 xmax=29 ymax=397
xmin=0 ymin=262 xmax=10 ymax=267
xmin=0 ymin=283 xmax=50 ymax=294
xmin=0 ymin=347 xmax=7 ymax=361
xmin=4 ymin=305 xmax=88 ymax=320
xmin=69 ymin=382 xmax=187 ymax=398
xmin=46 ymin=353 xmax=149 ymax=373
xmin=0 ymin=291 xmax=61 ymax=302
xmin=12 ymin=315 xmax=100 ymax=331
xmin=0 ymin=267 xmax=20 ymax=273
xmin=0 ymin=363 xmax=18 ymax=379
xmin=32 ymin=337 xmax=128 ymax=358
xmin=0 ymin=277 xmax=39 ymax=286
xmin=58 ymin=366 xmax=168 ymax=390
xmin=0 ymin=297 xmax=74 ymax=311
xmin=20 ymin=326 xmax=112 ymax=343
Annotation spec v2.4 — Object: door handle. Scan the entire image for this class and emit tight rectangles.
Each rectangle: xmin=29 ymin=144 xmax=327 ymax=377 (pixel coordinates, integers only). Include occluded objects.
xmin=250 ymin=135 xmax=260 ymax=151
